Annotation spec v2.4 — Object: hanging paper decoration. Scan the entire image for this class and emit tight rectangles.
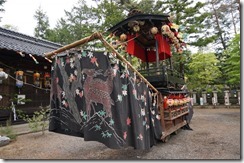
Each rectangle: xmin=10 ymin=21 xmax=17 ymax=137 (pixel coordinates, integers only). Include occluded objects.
xmin=150 ymin=27 xmax=158 ymax=35
xmin=133 ymin=25 xmax=140 ymax=32
xmin=44 ymin=72 xmax=51 ymax=88
xmin=167 ymin=99 xmax=174 ymax=107
xmin=33 ymin=72 xmax=41 ymax=87
xmin=16 ymin=70 xmax=24 ymax=88
xmin=29 ymin=54 xmax=39 ymax=64
xmin=0 ymin=68 xmax=8 ymax=83
xmin=120 ymin=33 xmax=127 ymax=41
xmin=44 ymin=57 xmax=52 ymax=63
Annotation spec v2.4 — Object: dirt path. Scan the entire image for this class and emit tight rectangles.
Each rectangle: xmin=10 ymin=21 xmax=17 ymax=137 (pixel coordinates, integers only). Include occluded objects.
xmin=0 ymin=108 xmax=241 ymax=160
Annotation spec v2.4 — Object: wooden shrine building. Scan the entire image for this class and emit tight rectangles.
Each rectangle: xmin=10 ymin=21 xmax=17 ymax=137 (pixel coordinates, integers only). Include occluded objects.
xmin=0 ymin=27 xmax=62 ymax=124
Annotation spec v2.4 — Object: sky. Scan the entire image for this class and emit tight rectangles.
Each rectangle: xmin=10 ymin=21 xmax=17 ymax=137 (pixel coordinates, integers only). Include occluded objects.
xmin=0 ymin=0 xmax=81 ymax=36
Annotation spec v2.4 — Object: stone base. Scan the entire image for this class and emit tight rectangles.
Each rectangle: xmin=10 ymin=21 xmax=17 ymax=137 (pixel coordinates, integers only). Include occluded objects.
xmin=0 ymin=136 xmax=10 ymax=147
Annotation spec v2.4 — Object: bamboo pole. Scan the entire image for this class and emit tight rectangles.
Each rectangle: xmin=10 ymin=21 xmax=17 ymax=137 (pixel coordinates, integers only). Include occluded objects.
xmin=44 ymin=32 xmax=158 ymax=93
xmin=44 ymin=32 xmax=101 ymax=58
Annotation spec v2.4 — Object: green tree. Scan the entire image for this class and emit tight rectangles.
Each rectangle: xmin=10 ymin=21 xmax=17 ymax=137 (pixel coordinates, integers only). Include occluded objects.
xmin=2 ymin=24 xmax=18 ymax=31
xmin=186 ymin=52 xmax=222 ymax=91
xmin=48 ymin=0 xmax=99 ymax=44
xmin=0 ymin=0 xmax=6 ymax=22
xmin=92 ymin=0 xmax=125 ymax=31
xmin=222 ymin=34 xmax=240 ymax=86
xmin=204 ymin=0 xmax=240 ymax=54
xmin=47 ymin=18 xmax=72 ymax=45
xmin=34 ymin=7 xmax=50 ymax=39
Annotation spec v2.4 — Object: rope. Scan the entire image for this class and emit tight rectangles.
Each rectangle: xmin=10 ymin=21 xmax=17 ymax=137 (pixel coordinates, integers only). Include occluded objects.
xmin=7 ymin=73 xmax=50 ymax=91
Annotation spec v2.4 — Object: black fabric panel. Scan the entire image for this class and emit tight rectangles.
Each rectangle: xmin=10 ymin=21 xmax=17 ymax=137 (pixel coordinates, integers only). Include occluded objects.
xmin=49 ymin=50 xmax=162 ymax=149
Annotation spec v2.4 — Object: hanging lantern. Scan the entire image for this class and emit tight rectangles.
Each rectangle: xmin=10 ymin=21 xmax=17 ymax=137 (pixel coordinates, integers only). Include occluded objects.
xmin=150 ymin=27 xmax=158 ymax=35
xmin=33 ymin=72 xmax=40 ymax=87
xmin=174 ymin=99 xmax=179 ymax=106
xmin=133 ymin=25 xmax=140 ymax=32
xmin=167 ymin=99 xmax=174 ymax=107
xmin=179 ymin=99 xmax=184 ymax=106
xmin=120 ymin=33 xmax=127 ymax=41
xmin=163 ymin=96 xmax=168 ymax=109
xmin=16 ymin=70 xmax=24 ymax=88
xmin=44 ymin=72 xmax=51 ymax=88
xmin=178 ymin=48 xmax=183 ymax=54
xmin=0 ymin=68 xmax=8 ymax=83
xmin=111 ymin=40 xmax=118 ymax=49
xmin=139 ymin=21 xmax=145 ymax=26
xmin=161 ymin=25 xmax=170 ymax=35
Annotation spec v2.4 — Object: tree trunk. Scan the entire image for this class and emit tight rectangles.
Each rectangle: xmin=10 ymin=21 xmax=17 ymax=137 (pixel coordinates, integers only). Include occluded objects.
xmin=211 ymin=1 xmax=227 ymax=50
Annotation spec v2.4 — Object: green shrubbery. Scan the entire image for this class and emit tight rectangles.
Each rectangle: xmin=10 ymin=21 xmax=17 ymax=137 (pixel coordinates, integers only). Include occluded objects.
xmin=17 ymin=106 xmax=50 ymax=135
xmin=0 ymin=120 xmax=17 ymax=140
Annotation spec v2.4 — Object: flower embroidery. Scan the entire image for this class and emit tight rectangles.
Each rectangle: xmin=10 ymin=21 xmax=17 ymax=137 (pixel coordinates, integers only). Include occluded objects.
xmin=123 ymin=131 xmax=127 ymax=140
xmin=126 ymin=117 xmax=131 ymax=126
xmin=137 ymin=134 xmax=143 ymax=140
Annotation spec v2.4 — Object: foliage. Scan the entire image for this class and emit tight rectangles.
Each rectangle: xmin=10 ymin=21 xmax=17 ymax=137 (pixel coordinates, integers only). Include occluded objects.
xmin=17 ymin=106 xmax=50 ymax=135
xmin=34 ymin=6 xmax=50 ymax=39
xmin=203 ymin=0 xmax=240 ymax=54
xmin=2 ymin=24 xmax=19 ymax=31
xmin=92 ymin=0 xmax=126 ymax=31
xmin=0 ymin=120 xmax=17 ymax=140
xmin=222 ymin=33 xmax=240 ymax=86
xmin=185 ymin=52 xmax=222 ymax=91
xmin=0 ymin=0 xmax=6 ymax=22
xmin=46 ymin=0 xmax=99 ymax=44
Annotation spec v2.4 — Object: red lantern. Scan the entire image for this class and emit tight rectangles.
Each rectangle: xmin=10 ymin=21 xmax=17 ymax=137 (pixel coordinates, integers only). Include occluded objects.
xmin=163 ymin=96 xmax=168 ymax=109
xmin=33 ymin=72 xmax=40 ymax=87
xmin=44 ymin=72 xmax=51 ymax=88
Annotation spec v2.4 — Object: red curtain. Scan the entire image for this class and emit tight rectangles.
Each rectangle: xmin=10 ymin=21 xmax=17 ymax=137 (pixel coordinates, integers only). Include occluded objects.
xmin=126 ymin=33 xmax=171 ymax=62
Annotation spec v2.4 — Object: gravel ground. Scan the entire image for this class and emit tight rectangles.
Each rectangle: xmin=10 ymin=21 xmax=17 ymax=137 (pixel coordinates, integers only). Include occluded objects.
xmin=0 ymin=107 xmax=241 ymax=160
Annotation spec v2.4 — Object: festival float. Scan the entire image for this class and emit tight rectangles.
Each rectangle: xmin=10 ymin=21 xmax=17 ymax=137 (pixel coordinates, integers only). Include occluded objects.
xmin=45 ymin=10 xmax=191 ymax=149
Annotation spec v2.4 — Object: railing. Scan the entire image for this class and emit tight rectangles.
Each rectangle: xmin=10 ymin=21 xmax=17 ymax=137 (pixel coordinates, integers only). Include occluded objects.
xmin=139 ymin=66 xmax=184 ymax=80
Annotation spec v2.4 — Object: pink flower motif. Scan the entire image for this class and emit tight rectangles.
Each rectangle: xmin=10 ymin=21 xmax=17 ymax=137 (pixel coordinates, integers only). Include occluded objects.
xmin=57 ymin=59 xmax=60 ymax=65
xmin=132 ymin=89 xmax=137 ymax=95
xmin=79 ymin=91 xmax=83 ymax=98
xmin=138 ymin=134 xmax=143 ymax=140
xmin=125 ymin=73 xmax=129 ymax=78
xmin=66 ymin=58 xmax=70 ymax=63
xmin=126 ymin=117 xmax=131 ymax=126
xmin=64 ymin=102 xmax=68 ymax=108
xmin=144 ymin=91 xmax=147 ymax=96
xmin=90 ymin=57 xmax=97 ymax=64
xmin=114 ymin=64 xmax=119 ymax=71
xmin=123 ymin=131 xmax=127 ymax=140
xmin=56 ymin=77 xmax=59 ymax=84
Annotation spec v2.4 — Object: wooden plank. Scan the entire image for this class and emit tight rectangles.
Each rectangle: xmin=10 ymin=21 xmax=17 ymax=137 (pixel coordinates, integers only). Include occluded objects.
xmin=161 ymin=121 xmax=186 ymax=140
xmin=164 ymin=110 xmax=189 ymax=121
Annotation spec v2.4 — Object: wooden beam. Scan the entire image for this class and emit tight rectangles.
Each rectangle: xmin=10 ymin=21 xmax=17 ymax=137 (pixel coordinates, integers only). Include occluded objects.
xmin=43 ymin=32 xmax=159 ymax=93
xmin=44 ymin=32 xmax=101 ymax=58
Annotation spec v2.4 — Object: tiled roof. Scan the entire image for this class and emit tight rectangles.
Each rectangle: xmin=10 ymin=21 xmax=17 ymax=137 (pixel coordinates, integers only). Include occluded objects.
xmin=0 ymin=27 xmax=62 ymax=56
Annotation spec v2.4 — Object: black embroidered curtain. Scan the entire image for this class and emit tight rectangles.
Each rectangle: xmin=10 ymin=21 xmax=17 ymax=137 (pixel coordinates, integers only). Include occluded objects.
xmin=49 ymin=50 xmax=162 ymax=149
